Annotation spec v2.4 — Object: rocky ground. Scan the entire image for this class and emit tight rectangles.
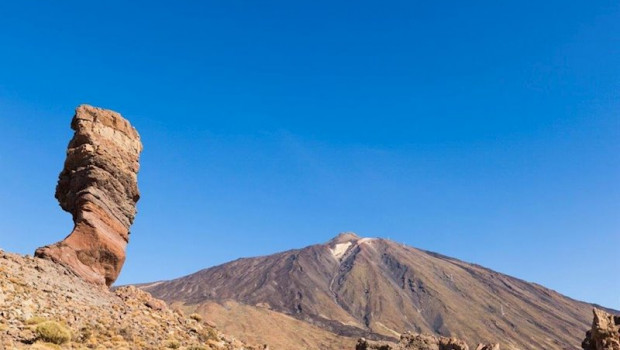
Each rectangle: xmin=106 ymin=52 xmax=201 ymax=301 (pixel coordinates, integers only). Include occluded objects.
xmin=355 ymin=332 xmax=499 ymax=350
xmin=354 ymin=308 xmax=620 ymax=350
xmin=0 ymin=249 xmax=267 ymax=350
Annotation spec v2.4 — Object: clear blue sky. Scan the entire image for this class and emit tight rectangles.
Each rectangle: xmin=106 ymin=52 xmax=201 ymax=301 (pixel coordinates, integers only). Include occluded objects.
xmin=0 ymin=1 xmax=618 ymax=309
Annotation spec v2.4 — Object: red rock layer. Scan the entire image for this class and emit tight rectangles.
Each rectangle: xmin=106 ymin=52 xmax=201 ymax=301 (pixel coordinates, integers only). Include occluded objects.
xmin=35 ymin=105 xmax=142 ymax=286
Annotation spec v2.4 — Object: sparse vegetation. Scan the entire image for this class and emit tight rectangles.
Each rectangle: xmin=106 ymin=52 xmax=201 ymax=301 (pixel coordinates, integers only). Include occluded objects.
xmin=35 ymin=321 xmax=71 ymax=345
xmin=0 ymin=251 xmax=258 ymax=350
xmin=166 ymin=339 xmax=181 ymax=348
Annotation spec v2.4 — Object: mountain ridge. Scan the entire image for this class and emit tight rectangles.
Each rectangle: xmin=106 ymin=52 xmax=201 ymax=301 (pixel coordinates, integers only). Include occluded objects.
xmin=139 ymin=233 xmax=611 ymax=349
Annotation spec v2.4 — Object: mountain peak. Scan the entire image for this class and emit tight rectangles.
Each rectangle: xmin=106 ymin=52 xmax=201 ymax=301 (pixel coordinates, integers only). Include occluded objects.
xmin=328 ymin=232 xmax=361 ymax=244
xmin=140 ymin=233 xmax=601 ymax=349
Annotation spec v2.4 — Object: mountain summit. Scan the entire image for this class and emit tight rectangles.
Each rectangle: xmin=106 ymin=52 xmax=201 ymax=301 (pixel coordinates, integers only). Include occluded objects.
xmin=328 ymin=232 xmax=361 ymax=244
xmin=140 ymin=233 xmax=607 ymax=349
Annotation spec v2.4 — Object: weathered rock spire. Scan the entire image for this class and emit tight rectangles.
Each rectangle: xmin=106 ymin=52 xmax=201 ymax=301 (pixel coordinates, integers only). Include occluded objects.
xmin=35 ymin=104 xmax=143 ymax=286
xmin=582 ymin=308 xmax=620 ymax=350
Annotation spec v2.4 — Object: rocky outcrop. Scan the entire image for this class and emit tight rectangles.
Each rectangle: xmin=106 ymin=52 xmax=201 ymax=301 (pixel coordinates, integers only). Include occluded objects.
xmin=356 ymin=332 xmax=499 ymax=350
xmin=0 ymin=249 xmax=263 ymax=349
xmin=582 ymin=309 xmax=620 ymax=350
xmin=35 ymin=105 xmax=143 ymax=286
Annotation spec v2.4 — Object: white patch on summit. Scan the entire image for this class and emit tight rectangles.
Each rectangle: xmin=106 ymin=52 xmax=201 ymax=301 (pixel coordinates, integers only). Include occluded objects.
xmin=358 ymin=238 xmax=375 ymax=244
xmin=330 ymin=242 xmax=352 ymax=260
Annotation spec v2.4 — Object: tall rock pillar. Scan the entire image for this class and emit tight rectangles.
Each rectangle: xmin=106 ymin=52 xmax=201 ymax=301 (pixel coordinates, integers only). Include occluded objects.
xmin=35 ymin=104 xmax=143 ymax=286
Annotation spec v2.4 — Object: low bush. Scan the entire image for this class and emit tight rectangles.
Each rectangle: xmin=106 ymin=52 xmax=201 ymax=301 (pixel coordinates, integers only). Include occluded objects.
xmin=166 ymin=339 xmax=181 ymax=349
xmin=35 ymin=321 xmax=71 ymax=345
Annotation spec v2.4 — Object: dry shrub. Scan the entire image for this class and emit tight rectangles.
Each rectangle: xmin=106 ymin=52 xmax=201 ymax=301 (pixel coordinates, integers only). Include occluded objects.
xmin=35 ymin=321 xmax=71 ymax=345
xmin=166 ymin=339 xmax=181 ymax=349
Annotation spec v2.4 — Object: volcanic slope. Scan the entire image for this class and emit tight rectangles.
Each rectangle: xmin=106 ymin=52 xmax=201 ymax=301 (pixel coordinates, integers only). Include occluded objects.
xmin=140 ymin=233 xmax=610 ymax=350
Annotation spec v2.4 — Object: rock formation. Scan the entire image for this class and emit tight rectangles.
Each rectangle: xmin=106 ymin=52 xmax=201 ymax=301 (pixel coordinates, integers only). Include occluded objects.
xmin=582 ymin=309 xmax=620 ymax=350
xmin=0 ymin=249 xmax=263 ymax=349
xmin=355 ymin=332 xmax=499 ymax=350
xmin=35 ymin=104 xmax=143 ymax=286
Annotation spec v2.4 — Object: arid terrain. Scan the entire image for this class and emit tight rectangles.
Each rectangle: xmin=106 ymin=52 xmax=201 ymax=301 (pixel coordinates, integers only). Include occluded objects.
xmin=0 ymin=106 xmax=265 ymax=350
xmin=141 ymin=233 xmax=615 ymax=350
xmin=1 ymin=105 xmax=617 ymax=350
xmin=0 ymin=249 xmax=263 ymax=349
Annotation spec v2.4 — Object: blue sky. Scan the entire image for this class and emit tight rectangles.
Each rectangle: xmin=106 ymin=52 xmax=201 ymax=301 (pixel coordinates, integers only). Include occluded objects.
xmin=0 ymin=1 xmax=618 ymax=309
